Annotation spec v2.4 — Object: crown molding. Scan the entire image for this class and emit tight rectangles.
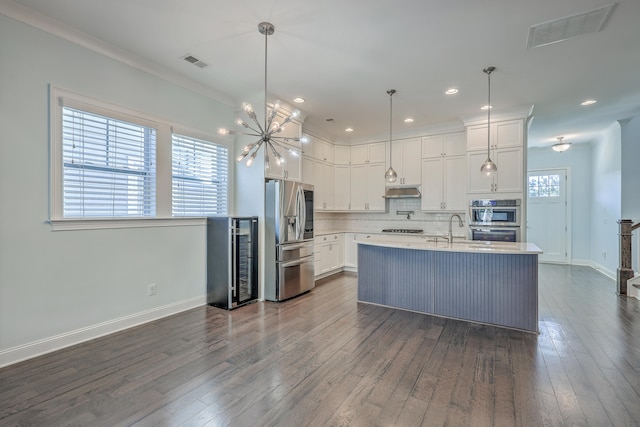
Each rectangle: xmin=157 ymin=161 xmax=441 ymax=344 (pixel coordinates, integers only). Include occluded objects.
xmin=462 ymin=105 xmax=534 ymax=127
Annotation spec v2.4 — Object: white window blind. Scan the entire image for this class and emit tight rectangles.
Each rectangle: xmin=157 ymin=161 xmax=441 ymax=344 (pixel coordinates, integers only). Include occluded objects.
xmin=62 ymin=106 xmax=157 ymax=218
xmin=172 ymin=134 xmax=228 ymax=216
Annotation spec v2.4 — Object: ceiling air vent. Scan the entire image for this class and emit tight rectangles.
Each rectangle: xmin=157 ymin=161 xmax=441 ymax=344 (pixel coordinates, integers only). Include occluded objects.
xmin=182 ymin=54 xmax=208 ymax=69
xmin=527 ymin=3 xmax=616 ymax=49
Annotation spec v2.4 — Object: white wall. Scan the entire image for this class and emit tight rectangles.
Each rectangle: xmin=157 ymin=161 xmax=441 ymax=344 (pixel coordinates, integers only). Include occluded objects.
xmin=621 ymin=114 xmax=640 ymax=220
xmin=527 ymin=144 xmax=592 ymax=263
xmin=590 ymin=123 xmax=622 ymax=277
xmin=0 ymin=14 xmax=233 ymax=365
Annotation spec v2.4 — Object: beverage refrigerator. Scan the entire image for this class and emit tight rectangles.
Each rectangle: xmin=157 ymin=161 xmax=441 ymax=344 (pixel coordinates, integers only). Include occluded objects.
xmin=206 ymin=216 xmax=258 ymax=309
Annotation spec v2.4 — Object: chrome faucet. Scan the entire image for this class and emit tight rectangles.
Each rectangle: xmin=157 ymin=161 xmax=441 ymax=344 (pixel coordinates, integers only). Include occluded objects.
xmin=448 ymin=213 xmax=464 ymax=242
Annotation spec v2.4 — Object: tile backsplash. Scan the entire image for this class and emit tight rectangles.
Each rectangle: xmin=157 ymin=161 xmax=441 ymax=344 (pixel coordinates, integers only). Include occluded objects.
xmin=315 ymin=198 xmax=469 ymax=238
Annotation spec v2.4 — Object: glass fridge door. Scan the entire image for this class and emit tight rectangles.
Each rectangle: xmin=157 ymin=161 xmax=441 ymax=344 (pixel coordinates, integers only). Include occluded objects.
xmin=232 ymin=217 xmax=259 ymax=307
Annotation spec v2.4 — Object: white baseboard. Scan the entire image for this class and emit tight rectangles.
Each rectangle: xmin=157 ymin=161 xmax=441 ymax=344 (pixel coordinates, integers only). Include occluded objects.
xmin=589 ymin=261 xmax=616 ymax=280
xmin=570 ymin=258 xmax=592 ymax=267
xmin=0 ymin=296 xmax=206 ymax=368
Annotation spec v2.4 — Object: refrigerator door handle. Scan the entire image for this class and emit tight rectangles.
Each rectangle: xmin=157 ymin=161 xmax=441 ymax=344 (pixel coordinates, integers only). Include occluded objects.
xmin=280 ymin=242 xmax=313 ymax=251
xmin=280 ymin=256 xmax=313 ymax=268
xmin=297 ymin=185 xmax=306 ymax=241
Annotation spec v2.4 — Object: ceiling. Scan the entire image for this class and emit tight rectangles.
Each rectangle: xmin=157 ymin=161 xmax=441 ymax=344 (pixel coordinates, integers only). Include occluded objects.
xmin=4 ymin=0 xmax=640 ymax=148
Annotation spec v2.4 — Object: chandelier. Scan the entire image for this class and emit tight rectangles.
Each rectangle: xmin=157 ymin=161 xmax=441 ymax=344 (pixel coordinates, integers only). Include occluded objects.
xmin=480 ymin=66 xmax=498 ymax=176
xmin=218 ymin=22 xmax=306 ymax=168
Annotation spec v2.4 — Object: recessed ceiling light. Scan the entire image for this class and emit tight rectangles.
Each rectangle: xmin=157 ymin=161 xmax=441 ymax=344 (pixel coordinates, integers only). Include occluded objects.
xmin=345 ymin=127 xmax=354 ymax=132
xmin=581 ymin=99 xmax=597 ymax=106
xmin=293 ymin=97 xmax=305 ymax=103
xmin=481 ymin=104 xmax=493 ymax=111
xmin=445 ymin=88 xmax=459 ymax=95
xmin=404 ymin=118 xmax=414 ymax=123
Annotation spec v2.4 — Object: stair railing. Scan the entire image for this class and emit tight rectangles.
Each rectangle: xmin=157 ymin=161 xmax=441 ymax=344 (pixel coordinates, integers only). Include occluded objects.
xmin=617 ymin=219 xmax=640 ymax=295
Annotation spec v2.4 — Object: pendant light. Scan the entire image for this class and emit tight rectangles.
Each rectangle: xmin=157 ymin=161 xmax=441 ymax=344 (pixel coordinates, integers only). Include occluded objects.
xmin=385 ymin=89 xmax=398 ymax=183
xmin=480 ymin=66 xmax=498 ymax=176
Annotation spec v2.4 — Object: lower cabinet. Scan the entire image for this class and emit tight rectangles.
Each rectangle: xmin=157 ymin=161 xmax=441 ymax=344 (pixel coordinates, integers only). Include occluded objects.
xmin=344 ymin=233 xmax=357 ymax=269
xmin=314 ymin=234 xmax=344 ymax=277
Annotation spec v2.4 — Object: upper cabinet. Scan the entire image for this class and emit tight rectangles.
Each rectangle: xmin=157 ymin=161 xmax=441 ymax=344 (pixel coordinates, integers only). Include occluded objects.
xmin=464 ymin=118 xmax=525 ymax=195
xmin=422 ymin=131 xmax=466 ymax=158
xmin=313 ymin=138 xmax=334 ymax=163
xmin=265 ymin=145 xmax=302 ymax=181
xmin=351 ymin=142 xmax=386 ymax=165
xmin=466 ymin=119 xmax=523 ymax=151
xmin=389 ymin=137 xmax=421 ymax=185
xmin=334 ymin=145 xmax=351 ymax=165
xmin=421 ymin=131 xmax=466 ymax=211
xmin=350 ymin=163 xmax=386 ymax=211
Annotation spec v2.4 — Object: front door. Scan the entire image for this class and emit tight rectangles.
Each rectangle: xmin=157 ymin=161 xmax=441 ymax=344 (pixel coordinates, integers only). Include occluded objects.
xmin=527 ymin=169 xmax=568 ymax=263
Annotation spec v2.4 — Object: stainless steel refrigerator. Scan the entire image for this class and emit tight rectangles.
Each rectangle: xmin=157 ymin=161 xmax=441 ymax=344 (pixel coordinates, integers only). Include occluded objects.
xmin=265 ymin=180 xmax=314 ymax=301
xmin=206 ymin=216 xmax=258 ymax=309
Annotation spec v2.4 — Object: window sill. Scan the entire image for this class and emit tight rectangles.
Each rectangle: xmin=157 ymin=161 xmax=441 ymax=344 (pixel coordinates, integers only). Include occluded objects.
xmin=48 ymin=217 xmax=207 ymax=231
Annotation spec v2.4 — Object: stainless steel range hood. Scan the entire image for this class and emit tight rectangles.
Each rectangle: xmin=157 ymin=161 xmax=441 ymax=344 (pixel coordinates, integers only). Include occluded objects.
xmin=383 ymin=186 xmax=421 ymax=199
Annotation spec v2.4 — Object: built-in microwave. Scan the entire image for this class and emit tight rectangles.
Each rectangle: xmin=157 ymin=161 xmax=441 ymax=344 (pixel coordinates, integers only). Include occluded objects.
xmin=469 ymin=199 xmax=521 ymax=226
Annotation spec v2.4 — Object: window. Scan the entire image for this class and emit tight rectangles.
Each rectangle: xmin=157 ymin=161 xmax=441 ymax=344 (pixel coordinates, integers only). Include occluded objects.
xmin=528 ymin=174 xmax=560 ymax=198
xmin=50 ymin=87 xmax=232 ymax=230
xmin=61 ymin=106 xmax=156 ymax=218
xmin=172 ymin=134 xmax=228 ymax=216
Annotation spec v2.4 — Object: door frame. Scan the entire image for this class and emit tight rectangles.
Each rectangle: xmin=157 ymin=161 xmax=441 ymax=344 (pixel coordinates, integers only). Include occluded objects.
xmin=526 ymin=167 xmax=572 ymax=264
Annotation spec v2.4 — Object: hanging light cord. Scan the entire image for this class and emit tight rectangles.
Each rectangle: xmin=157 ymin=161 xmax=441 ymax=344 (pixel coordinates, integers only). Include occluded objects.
xmin=487 ymin=68 xmax=491 ymax=154
xmin=263 ymin=25 xmax=268 ymax=139
xmin=389 ymin=89 xmax=394 ymax=167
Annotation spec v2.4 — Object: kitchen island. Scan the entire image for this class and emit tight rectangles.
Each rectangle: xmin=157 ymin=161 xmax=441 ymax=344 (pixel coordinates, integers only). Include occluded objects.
xmin=357 ymin=237 xmax=542 ymax=333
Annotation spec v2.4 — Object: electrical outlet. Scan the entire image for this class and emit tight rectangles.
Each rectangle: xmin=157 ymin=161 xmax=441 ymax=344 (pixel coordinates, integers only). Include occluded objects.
xmin=148 ymin=283 xmax=157 ymax=296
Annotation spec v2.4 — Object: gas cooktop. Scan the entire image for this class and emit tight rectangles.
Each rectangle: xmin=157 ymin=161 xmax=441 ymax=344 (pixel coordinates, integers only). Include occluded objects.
xmin=381 ymin=228 xmax=424 ymax=234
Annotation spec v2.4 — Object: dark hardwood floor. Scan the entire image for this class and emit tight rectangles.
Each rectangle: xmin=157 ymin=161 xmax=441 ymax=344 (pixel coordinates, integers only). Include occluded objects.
xmin=1 ymin=264 xmax=640 ymax=426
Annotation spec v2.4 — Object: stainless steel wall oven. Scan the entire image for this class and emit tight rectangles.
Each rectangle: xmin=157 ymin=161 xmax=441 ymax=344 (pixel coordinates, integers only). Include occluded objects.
xmin=469 ymin=199 xmax=521 ymax=242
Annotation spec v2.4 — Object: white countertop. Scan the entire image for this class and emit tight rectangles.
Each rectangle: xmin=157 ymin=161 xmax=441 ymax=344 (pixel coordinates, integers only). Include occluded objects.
xmin=357 ymin=235 xmax=542 ymax=254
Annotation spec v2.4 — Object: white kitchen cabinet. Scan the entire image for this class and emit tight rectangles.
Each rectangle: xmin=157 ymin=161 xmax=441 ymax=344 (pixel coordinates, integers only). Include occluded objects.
xmin=333 ymin=165 xmax=351 ymax=210
xmin=314 ymin=159 xmax=334 ymax=210
xmin=421 ymin=158 xmax=443 ymax=211
xmin=313 ymin=137 xmax=334 ymax=163
xmin=315 ymin=233 xmax=344 ymax=276
xmin=466 ymin=119 xmax=523 ymax=151
xmin=350 ymin=163 xmax=386 ymax=211
xmin=334 ymin=145 xmax=350 ymax=165
xmin=343 ymin=233 xmax=357 ymax=269
xmin=300 ymin=133 xmax=313 ymax=157
xmin=301 ymin=156 xmax=314 ymax=185
xmin=466 ymin=147 xmax=523 ymax=194
xmin=443 ymin=156 xmax=467 ymax=211
xmin=421 ymin=132 xmax=466 ymax=211
xmin=389 ymin=137 xmax=421 ymax=185
xmin=422 ymin=131 xmax=466 ymax=158
xmin=422 ymin=157 xmax=467 ymax=211
xmin=265 ymin=144 xmax=301 ymax=181
xmin=351 ymin=142 xmax=386 ymax=165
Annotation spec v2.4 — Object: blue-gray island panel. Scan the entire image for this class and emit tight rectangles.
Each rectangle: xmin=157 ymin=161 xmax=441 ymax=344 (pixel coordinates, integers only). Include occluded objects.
xmin=357 ymin=244 xmax=538 ymax=333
